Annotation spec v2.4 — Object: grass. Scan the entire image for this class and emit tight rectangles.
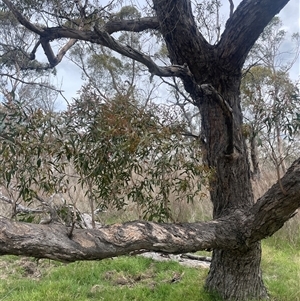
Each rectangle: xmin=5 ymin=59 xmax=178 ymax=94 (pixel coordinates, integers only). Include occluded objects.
xmin=260 ymin=222 xmax=300 ymax=301
xmin=262 ymin=244 xmax=300 ymax=301
xmin=0 ymin=228 xmax=299 ymax=301
xmin=0 ymin=256 xmax=212 ymax=301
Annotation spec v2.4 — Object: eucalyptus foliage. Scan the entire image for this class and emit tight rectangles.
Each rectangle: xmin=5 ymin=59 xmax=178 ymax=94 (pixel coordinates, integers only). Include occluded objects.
xmin=0 ymin=90 xmax=208 ymax=221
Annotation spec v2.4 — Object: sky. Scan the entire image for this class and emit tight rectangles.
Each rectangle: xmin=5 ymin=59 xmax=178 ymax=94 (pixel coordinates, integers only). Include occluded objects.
xmin=54 ymin=0 xmax=300 ymax=109
xmin=269 ymin=0 xmax=299 ymax=79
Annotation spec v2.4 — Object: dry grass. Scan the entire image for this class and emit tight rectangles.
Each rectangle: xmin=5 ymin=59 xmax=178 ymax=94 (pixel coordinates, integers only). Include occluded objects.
xmin=251 ymin=168 xmax=278 ymax=201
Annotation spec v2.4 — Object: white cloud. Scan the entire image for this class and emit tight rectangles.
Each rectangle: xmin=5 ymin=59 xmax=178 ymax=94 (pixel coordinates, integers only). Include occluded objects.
xmin=55 ymin=60 xmax=83 ymax=109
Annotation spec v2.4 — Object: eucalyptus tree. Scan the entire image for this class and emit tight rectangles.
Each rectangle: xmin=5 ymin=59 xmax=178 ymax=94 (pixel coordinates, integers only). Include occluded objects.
xmin=0 ymin=0 xmax=300 ymax=300
xmin=241 ymin=66 xmax=299 ymax=180
xmin=241 ymin=17 xmax=300 ymax=179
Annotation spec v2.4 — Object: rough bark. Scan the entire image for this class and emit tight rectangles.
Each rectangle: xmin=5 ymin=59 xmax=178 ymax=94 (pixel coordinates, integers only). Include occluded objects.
xmin=246 ymin=157 xmax=300 ymax=242
xmin=218 ymin=0 xmax=290 ymax=70
xmin=199 ymin=73 xmax=267 ymax=300
xmin=0 ymin=217 xmax=241 ymax=261
xmin=206 ymin=244 xmax=267 ymax=300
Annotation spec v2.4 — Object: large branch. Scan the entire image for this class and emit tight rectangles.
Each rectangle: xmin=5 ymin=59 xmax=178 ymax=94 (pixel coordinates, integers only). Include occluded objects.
xmin=2 ymin=0 xmax=160 ymax=69
xmin=218 ymin=0 xmax=290 ymax=70
xmin=36 ymin=25 xmax=204 ymax=85
xmin=103 ymin=17 xmax=159 ymax=34
xmin=1 ymin=0 xmax=43 ymax=35
xmin=2 ymin=0 xmax=206 ymax=104
xmin=0 ymin=215 xmax=244 ymax=261
xmin=152 ymin=0 xmax=212 ymax=82
xmin=1 ymin=0 xmax=207 ymax=105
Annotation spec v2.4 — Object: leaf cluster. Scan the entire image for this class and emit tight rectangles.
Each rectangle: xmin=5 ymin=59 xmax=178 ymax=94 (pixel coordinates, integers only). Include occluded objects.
xmin=0 ymin=92 xmax=208 ymax=221
xmin=0 ymin=103 xmax=66 ymax=202
xmin=241 ymin=66 xmax=299 ymax=141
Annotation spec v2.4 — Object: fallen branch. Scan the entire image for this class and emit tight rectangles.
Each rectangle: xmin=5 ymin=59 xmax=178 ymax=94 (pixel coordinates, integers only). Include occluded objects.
xmin=181 ymin=253 xmax=211 ymax=262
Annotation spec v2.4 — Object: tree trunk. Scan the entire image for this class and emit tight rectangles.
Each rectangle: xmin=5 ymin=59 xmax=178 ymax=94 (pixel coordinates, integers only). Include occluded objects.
xmin=151 ymin=0 xmax=291 ymax=298
xmin=198 ymin=75 xmax=267 ymax=299
xmin=250 ymin=132 xmax=261 ymax=180
xmin=206 ymin=244 xmax=267 ymax=300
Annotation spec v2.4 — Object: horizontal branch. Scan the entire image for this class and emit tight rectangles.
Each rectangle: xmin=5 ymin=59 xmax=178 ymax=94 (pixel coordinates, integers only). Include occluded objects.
xmin=0 ymin=195 xmax=43 ymax=215
xmin=0 ymin=214 xmax=245 ymax=261
xmin=103 ymin=17 xmax=159 ymax=34
xmin=35 ymin=25 xmax=195 ymax=80
xmin=2 ymin=0 xmax=160 ymax=70
xmin=2 ymin=0 xmax=191 ymax=81
xmin=40 ymin=25 xmax=206 ymax=91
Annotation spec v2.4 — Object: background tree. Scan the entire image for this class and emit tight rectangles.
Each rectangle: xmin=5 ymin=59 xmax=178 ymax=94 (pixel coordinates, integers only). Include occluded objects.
xmin=241 ymin=17 xmax=300 ymax=180
xmin=0 ymin=84 xmax=205 ymax=222
xmin=0 ymin=1 xmax=300 ymax=300
xmin=241 ymin=66 xmax=299 ymax=180
xmin=0 ymin=7 xmax=64 ymax=110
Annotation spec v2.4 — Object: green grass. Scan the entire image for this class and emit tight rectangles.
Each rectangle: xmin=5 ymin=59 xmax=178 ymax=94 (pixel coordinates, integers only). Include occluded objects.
xmin=261 ymin=240 xmax=300 ymax=300
xmin=0 ymin=232 xmax=299 ymax=301
xmin=260 ymin=220 xmax=300 ymax=301
xmin=0 ymin=256 xmax=214 ymax=301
